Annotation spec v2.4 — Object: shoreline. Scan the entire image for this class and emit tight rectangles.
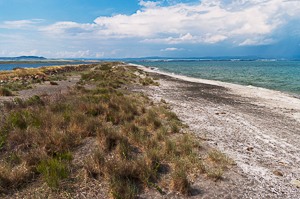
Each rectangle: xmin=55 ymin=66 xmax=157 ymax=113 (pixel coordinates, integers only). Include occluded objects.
xmin=130 ymin=62 xmax=298 ymax=95
xmin=129 ymin=62 xmax=300 ymax=97
xmin=132 ymin=63 xmax=300 ymax=198
xmin=131 ymin=63 xmax=300 ymax=123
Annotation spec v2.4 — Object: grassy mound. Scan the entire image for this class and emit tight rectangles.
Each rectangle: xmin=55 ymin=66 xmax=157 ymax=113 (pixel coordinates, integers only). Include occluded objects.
xmin=0 ymin=63 xmax=233 ymax=198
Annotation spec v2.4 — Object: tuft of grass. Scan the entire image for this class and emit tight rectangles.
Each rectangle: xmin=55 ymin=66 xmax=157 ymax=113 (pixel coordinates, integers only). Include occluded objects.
xmin=178 ymin=134 xmax=194 ymax=156
xmin=154 ymin=126 xmax=168 ymax=141
xmin=84 ymin=150 xmax=105 ymax=178
xmin=110 ymin=176 xmax=139 ymax=199
xmin=0 ymin=82 xmax=33 ymax=92
xmin=139 ymin=77 xmax=159 ymax=86
xmin=25 ymin=95 xmax=45 ymax=106
xmin=205 ymin=150 xmax=234 ymax=180
xmin=208 ymin=150 xmax=234 ymax=167
xmin=206 ymin=168 xmax=224 ymax=180
xmin=106 ymin=159 xmax=141 ymax=199
xmin=37 ymin=152 xmax=72 ymax=188
xmin=97 ymin=125 xmax=120 ymax=152
xmin=0 ymin=87 xmax=13 ymax=96
xmin=0 ymin=131 xmax=7 ymax=149
xmin=6 ymin=110 xmax=41 ymax=130
xmin=170 ymin=121 xmax=180 ymax=134
xmin=171 ymin=165 xmax=191 ymax=195
xmin=0 ymin=162 xmax=31 ymax=191
xmin=164 ymin=139 xmax=178 ymax=158
xmin=116 ymin=137 xmax=132 ymax=160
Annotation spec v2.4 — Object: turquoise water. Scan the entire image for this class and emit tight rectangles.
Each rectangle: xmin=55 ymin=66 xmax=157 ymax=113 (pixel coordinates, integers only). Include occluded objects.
xmin=132 ymin=60 xmax=300 ymax=95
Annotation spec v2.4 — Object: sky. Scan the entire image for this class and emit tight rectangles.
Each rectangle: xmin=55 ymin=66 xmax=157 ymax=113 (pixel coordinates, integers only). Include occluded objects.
xmin=0 ymin=0 xmax=300 ymax=58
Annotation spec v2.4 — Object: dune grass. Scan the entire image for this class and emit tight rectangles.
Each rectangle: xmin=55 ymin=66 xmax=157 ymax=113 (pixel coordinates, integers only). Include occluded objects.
xmin=0 ymin=62 xmax=233 ymax=198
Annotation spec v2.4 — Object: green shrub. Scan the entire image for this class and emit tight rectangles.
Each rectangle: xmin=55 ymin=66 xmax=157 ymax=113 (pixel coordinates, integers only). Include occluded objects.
xmin=0 ymin=133 xmax=6 ymax=149
xmin=25 ymin=95 xmax=44 ymax=106
xmin=7 ymin=110 xmax=41 ymax=130
xmin=37 ymin=153 xmax=72 ymax=188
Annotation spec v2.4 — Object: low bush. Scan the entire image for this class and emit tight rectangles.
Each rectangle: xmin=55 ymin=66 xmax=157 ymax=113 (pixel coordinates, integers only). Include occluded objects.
xmin=37 ymin=152 xmax=72 ymax=188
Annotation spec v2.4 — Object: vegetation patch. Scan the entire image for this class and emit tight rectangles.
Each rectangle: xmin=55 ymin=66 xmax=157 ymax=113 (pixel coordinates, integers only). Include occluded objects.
xmin=0 ymin=87 xmax=13 ymax=96
xmin=37 ymin=152 xmax=72 ymax=188
xmin=0 ymin=62 xmax=233 ymax=198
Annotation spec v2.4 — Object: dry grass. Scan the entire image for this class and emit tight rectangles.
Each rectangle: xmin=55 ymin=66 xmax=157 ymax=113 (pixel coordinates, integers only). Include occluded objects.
xmin=0 ymin=64 xmax=96 ymax=92
xmin=204 ymin=150 xmax=235 ymax=180
xmin=171 ymin=164 xmax=190 ymax=195
xmin=0 ymin=62 xmax=233 ymax=198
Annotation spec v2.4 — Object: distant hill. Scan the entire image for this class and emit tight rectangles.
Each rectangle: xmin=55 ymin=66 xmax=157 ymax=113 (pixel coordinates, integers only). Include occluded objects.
xmin=0 ymin=56 xmax=47 ymax=61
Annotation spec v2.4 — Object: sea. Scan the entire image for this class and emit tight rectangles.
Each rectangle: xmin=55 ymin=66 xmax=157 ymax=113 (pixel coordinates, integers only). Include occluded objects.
xmin=131 ymin=60 xmax=300 ymax=96
xmin=1 ymin=59 xmax=300 ymax=96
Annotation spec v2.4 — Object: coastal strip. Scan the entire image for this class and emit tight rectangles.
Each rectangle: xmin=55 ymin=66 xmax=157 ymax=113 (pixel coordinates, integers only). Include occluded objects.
xmin=133 ymin=64 xmax=300 ymax=198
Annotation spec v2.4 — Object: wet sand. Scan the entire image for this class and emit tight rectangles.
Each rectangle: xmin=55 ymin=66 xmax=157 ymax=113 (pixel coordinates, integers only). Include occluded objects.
xmin=135 ymin=66 xmax=300 ymax=198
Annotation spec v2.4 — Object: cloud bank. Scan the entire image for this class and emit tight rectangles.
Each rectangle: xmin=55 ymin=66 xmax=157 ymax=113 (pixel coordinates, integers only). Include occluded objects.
xmin=1 ymin=0 xmax=300 ymax=57
xmin=39 ymin=0 xmax=300 ymax=46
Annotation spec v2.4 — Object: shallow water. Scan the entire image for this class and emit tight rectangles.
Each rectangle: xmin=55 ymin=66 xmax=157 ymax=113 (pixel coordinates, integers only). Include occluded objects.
xmin=132 ymin=60 xmax=300 ymax=95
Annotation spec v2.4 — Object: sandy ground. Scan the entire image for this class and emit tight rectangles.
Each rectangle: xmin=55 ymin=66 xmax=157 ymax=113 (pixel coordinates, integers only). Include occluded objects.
xmin=0 ymin=76 xmax=80 ymax=104
xmin=134 ymin=66 xmax=300 ymax=198
xmin=0 ymin=76 xmax=81 ymax=124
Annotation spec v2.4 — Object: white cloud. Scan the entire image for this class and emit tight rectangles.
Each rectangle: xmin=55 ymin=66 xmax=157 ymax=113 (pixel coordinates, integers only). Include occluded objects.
xmin=139 ymin=0 xmax=160 ymax=8
xmin=38 ymin=0 xmax=300 ymax=46
xmin=40 ymin=21 xmax=97 ymax=36
xmin=203 ymin=34 xmax=228 ymax=43
xmin=239 ymin=37 xmax=274 ymax=46
xmin=0 ymin=49 xmax=39 ymax=56
xmin=160 ymin=47 xmax=183 ymax=51
xmin=143 ymin=33 xmax=227 ymax=44
xmin=144 ymin=33 xmax=195 ymax=44
xmin=1 ymin=19 xmax=43 ymax=29
xmin=51 ymin=50 xmax=91 ymax=58
xmin=1 ymin=0 xmax=300 ymax=58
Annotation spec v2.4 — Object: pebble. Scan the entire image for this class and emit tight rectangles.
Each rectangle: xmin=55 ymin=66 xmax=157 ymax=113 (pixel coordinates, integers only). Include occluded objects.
xmin=290 ymin=179 xmax=300 ymax=188
xmin=273 ymin=170 xmax=283 ymax=176
xmin=246 ymin=146 xmax=254 ymax=152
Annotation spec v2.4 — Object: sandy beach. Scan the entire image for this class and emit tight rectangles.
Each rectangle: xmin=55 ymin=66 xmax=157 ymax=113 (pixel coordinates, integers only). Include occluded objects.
xmin=134 ymin=65 xmax=300 ymax=198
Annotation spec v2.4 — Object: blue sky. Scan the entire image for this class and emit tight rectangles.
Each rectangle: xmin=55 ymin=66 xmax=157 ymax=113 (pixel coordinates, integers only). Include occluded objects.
xmin=0 ymin=0 xmax=300 ymax=58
